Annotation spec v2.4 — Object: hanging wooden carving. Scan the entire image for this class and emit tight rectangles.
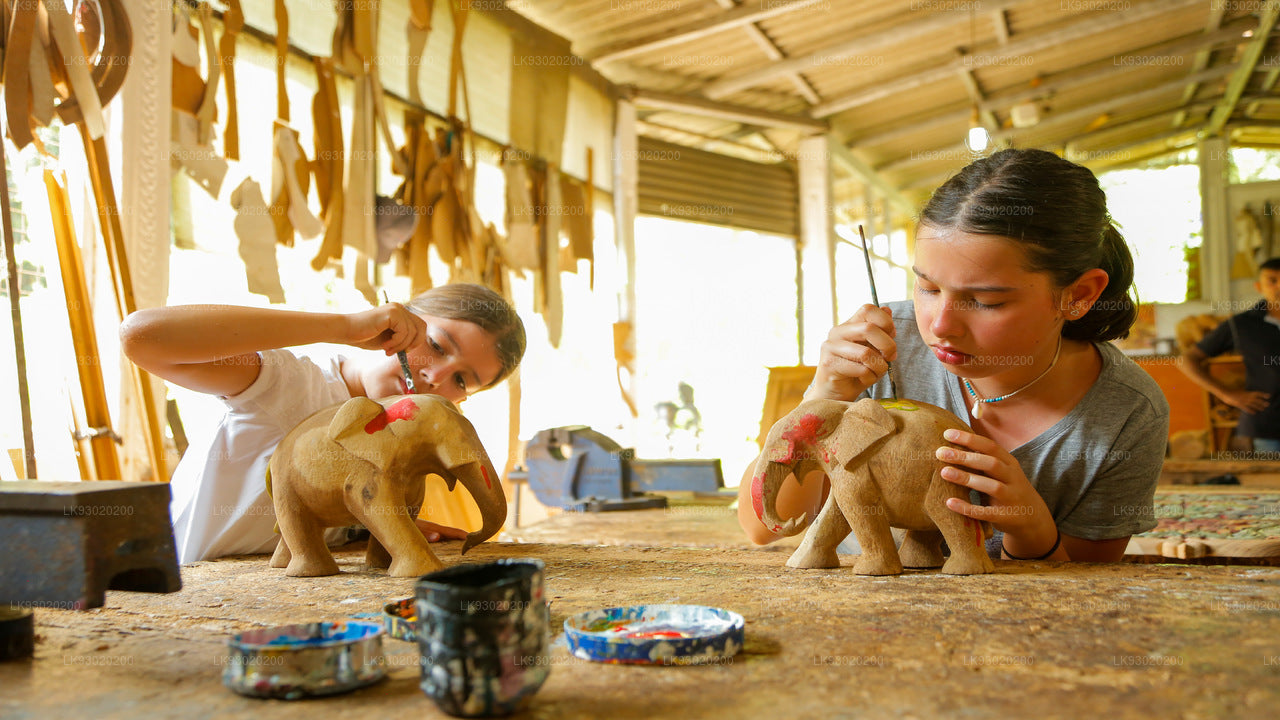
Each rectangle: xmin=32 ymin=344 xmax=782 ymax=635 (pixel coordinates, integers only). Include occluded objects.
xmin=1 ymin=0 xmax=168 ymax=480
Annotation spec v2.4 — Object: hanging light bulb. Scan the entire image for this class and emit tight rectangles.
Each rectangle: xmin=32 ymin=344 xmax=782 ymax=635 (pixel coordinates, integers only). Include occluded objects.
xmin=965 ymin=106 xmax=990 ymax=154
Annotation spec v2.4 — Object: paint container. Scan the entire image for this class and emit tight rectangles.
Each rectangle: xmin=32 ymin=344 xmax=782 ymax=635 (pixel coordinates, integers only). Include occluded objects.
xmin=383 ymin=596 xmax=417 ymax=642
xmin=0 ymin=605 xmax=34 ymax=661
xmin=564 ymin=604 xmax=744 ymax=665
xmin=223 ymin=621 xmax=386 ymax=699
xmin=415 ymin=559 xmax=550 ymax=717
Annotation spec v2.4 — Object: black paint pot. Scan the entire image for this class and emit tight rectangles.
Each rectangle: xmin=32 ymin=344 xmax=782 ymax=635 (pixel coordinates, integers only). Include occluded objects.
xmin=415 ymin=559 xmax=550 ymax=717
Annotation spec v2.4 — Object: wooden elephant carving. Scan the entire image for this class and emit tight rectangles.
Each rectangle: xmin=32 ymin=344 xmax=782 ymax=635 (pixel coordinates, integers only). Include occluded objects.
xmin=751 ymin=397 xmax=993 ymax=576
xmin=268 ymin=394 xmax=507 ymax=577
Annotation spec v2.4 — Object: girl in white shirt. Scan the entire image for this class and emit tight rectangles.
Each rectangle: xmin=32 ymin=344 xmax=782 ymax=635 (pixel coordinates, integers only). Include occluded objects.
xmin=120 ymin=283 xmax=526 ymax=563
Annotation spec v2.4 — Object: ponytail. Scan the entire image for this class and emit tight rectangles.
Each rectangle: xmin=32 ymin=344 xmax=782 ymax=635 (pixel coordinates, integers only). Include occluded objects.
xmin=1064 ymin=223 xmax=1137 ymax=342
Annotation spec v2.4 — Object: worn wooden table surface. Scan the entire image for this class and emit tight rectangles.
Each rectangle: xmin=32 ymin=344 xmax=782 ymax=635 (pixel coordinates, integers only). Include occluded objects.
xmin=3 ymin=535 xmax=1279 ymax=720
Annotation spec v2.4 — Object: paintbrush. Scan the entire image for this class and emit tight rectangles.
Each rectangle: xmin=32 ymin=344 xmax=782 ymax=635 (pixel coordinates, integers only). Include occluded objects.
xmin=858 ymin=225 xmax=898 ymax=400
xmin=382 ymin=291 xmax=418 ymax=394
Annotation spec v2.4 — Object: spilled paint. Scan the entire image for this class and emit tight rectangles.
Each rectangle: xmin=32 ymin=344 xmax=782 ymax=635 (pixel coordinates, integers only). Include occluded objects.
xmin=364 ymin=397 xmax=421 ymax=434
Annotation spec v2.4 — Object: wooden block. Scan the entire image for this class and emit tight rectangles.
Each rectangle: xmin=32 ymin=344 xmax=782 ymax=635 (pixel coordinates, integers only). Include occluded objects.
xmin=1182 ymin=539 xmax=1210 ymax=559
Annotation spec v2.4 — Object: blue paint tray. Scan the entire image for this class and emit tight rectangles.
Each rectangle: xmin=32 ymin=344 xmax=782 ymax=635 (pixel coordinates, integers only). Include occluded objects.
xmin=223 ymin=621 xmax=386 ymax=699
xmin=563 ymin=604 xmax=744 ymax=665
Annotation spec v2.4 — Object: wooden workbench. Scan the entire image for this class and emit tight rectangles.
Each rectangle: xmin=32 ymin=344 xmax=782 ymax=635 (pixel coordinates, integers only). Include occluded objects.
xmin=3 ymin=537 xmax=1279 ymax=720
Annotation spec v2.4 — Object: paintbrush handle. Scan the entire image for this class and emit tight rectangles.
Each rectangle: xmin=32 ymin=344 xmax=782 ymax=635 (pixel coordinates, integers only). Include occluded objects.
xmin=858 ymin=225 xmax=897 ymax=400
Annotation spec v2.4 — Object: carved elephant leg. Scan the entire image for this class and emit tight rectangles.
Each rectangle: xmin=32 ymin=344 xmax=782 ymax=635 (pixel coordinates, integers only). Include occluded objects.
xmin=899 ymin=529 xmax=945 ymax=569
xmin=924 ymin=472 xmax=995 ymax=575
xmin=364 ymin=535 xmax=392 ymax=569
xmin=365 ymin=480 xmax=423 ymax=569
xmin=786 ymin=494 xmax=851 ymax=569
xmin=269 ymin=537 xmax=292 ymax=568
xmin=348 ymin=478 xmax=444 ymax=577
xmin=830 ymin=467 xmax=903 ymax=576
xmin=275 ymin=482 xmax=341 ymax=576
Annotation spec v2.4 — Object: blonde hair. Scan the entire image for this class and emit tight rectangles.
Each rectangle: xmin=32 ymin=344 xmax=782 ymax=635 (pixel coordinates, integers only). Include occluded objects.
xmin=405 ymin=284 xmax=526 ymax=388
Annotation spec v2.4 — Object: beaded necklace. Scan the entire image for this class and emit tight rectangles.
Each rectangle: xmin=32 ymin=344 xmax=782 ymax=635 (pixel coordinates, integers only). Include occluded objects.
xmin=962 ymin=335 xmax=1062 ymax=420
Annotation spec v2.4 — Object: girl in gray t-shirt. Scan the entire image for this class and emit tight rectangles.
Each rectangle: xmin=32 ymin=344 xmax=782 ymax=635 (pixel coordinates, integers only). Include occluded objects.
xmin=738 ymin=148 xmax=1169 ymax=563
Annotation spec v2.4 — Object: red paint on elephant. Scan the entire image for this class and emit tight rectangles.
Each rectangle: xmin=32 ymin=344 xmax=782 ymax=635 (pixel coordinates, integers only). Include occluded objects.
xmin=364 ymin=398 xmax=421 ymax=434
xmin=750 ymin=472 xmax=781 ymax=532
xmin=481 ymin=464 xmax=492 ymax=489
xmin=779 ymin=413 xmax=827 ymax=463
xmin=751 ymin=473 xmax=766 ymax=520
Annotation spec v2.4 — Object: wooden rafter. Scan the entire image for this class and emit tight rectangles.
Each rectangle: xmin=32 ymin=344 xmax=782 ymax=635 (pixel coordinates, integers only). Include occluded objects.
xmin=828 ymin=141 xmax=916 ymax=219
xmin=703 ymin=0 xmax=1026 ymax=100
xmin=880 ymin=64 xmax=1239 ymax=178
xmin=1204 ymin=0 xmax=1280 ymax=137
xmin=1172 ymin=0 xmax=1228 ymax=128
xmin=992 ymin=9 xmax=1010 ymax=44
xmin=810 ymin=0 xmax=1205 ymax=119
xmin=851 ymin=22 xmax=1253 ymax=149
xmin=631 ymin=88 xmax=826 ymax=133
xmin=636 ymin=118 xmax=785 ymax=163
xmin=579 ymin=0 xmax=827 ymax=63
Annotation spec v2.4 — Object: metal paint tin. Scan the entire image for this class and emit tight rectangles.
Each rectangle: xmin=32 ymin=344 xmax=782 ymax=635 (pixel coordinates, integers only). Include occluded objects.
xmin=0 ymin=605 xmax=34 ymax=661
xmin=383 ymin=596 xmax=418 ymax=642
xmin=222 ymin=621 xmax=386 ymax=699
xmin=415 ymin=558 xmax=550 ymax=717
xmin=564 ymin=604 xmax=744 ymax=665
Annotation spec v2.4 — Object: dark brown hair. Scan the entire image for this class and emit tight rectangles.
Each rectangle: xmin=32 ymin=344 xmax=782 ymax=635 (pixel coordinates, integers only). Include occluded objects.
xmin=919 ymin=148 xmax=1137 ymax=342
xmin=406 ymin=284 xmax=526 ymax=388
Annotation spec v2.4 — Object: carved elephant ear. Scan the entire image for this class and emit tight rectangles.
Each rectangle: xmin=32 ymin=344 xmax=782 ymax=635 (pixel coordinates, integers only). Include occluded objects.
xmin=328 ymin=396 xmax=396 ymax=472
xmin=833 ymin=397 xmax=898 ymax=468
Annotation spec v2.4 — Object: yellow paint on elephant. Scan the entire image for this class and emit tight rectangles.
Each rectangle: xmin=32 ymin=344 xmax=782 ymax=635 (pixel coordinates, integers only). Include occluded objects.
xmin=878 ymin=399 xmax=918 ymax=411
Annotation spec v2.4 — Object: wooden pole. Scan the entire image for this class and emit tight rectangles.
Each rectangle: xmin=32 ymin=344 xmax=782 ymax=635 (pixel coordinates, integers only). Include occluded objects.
xmin=0 ymin=138 xmax=36 ymax=478
xmin=78 ymin=126 xmax=167 ymax=482
xmin=45 ymin=169 xmax=122 ymax=481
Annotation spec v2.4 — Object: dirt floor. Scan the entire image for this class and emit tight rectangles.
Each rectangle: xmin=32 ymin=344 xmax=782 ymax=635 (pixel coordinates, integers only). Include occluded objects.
xmin=4 ymin=536 xmax=1280 ymax=720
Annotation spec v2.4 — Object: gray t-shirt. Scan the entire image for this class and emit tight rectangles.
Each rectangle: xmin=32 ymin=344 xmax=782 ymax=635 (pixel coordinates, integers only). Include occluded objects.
xmin=859 ymin=300 xmax=1169 ymax=542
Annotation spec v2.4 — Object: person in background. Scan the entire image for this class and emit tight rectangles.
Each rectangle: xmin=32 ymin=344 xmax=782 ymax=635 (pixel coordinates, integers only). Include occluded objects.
xmin=1179 ymin=258 xmax=1280 ymax=457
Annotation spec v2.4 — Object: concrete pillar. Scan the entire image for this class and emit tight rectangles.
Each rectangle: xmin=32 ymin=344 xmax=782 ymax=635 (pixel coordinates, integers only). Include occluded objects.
xmin=1198 ymin=136 xmax=1231 ymax=304
xmin=797 ymin=135 xmax=837 ymax=365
